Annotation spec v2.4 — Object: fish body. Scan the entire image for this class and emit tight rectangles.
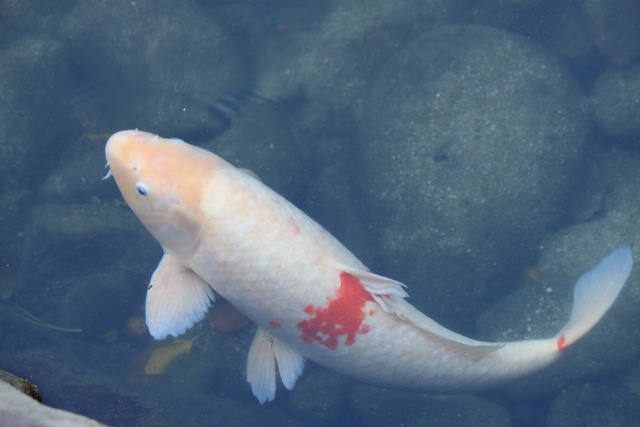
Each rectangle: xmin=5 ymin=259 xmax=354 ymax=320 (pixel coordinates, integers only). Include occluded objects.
xmin=105 ymin=130 xmax=633 ymax=403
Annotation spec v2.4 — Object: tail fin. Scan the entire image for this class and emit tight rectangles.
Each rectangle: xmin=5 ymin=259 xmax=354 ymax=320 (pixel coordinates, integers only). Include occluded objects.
xmin=555 ymin=245 xmax=633 ymax=350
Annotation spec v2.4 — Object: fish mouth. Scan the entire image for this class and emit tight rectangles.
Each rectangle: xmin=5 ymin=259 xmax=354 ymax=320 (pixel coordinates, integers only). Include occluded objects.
xmin=102 ymin=161 xmax=112 ymax=180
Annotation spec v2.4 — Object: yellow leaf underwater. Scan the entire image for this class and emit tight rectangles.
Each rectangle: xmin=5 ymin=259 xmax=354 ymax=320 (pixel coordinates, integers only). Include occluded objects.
xmin=144 ymin=337 xmax=197 ymax=375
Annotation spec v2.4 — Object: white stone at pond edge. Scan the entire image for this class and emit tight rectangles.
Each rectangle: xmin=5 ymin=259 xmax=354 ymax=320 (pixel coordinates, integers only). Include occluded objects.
xmin=0 ymin=381 xmax=108 ymax=427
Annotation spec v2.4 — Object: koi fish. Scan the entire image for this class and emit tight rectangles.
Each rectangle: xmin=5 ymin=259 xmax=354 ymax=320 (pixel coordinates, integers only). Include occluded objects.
xmin=104 ymin=130 xmax=633 ymax=404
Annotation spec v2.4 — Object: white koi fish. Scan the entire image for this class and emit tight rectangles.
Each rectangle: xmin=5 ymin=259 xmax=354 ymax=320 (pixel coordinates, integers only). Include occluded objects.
xmin=104 ymin=130 xmax=633 ymax=404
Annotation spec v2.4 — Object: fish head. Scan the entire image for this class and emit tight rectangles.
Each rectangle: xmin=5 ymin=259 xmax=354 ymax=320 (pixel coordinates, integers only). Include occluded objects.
xmin=105 ymin=130 xmax=225 ymax=258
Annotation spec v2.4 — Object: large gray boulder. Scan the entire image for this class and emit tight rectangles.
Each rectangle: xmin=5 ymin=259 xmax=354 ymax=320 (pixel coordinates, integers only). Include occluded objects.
xmin=359 ymin=25 xmax=589 ymax=329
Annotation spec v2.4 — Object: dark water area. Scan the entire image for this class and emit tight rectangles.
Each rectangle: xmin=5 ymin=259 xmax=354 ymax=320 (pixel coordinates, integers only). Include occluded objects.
xmin=1 ymin=0 xmax=640 ymax=426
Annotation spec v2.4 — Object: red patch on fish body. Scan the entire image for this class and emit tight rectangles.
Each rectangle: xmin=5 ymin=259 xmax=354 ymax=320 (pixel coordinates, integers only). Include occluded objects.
xmin=296 ymin=272 xmax=374 ymax=350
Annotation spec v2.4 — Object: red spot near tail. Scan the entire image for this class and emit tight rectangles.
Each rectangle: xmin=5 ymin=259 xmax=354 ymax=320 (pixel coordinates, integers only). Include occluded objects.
xmin=556 ymin=335 xmax=568 ymax=351
xmin=296 ymin=272 xmax=374 ymax=350
xmin=268 ymin=320 xmax=281 ymax=329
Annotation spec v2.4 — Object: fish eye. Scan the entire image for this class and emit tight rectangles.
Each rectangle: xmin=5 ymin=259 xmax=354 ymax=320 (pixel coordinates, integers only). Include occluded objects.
xmin=135 ymin=182 xmax=149 ymax=197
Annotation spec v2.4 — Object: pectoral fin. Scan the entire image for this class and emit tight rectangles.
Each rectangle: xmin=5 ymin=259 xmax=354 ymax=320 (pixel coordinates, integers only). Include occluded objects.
xmin=145 ymin=254 xmax=215 ymax=340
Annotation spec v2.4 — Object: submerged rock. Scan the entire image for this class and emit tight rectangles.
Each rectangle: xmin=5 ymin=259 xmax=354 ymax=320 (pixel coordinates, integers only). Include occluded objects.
xmin=0 ymin=370 xmax=43 ymax=403
xmin=360 ymin=24 xmax=588 ymax=331
xmin=592 ymin=64 xmax=640 ymax=142
xmin=0 ymin=381 xmax=107 ymax=427
xmin=349 ymin=385 xmax=512 ymax=427
xmin=60 ymin=0 xmax=251 ymax=139
xmin=546 ymin=385 xmax=640 ymax=427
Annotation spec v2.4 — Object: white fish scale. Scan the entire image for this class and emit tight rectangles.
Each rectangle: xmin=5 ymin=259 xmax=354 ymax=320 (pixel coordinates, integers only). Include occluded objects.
xmin=191 ymin=170 xmax=350 ymax=321
xmin=309 ymin=316 xmax=555 ymax=393
xmin=187 ymin=167 xmax=563 ymax=392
